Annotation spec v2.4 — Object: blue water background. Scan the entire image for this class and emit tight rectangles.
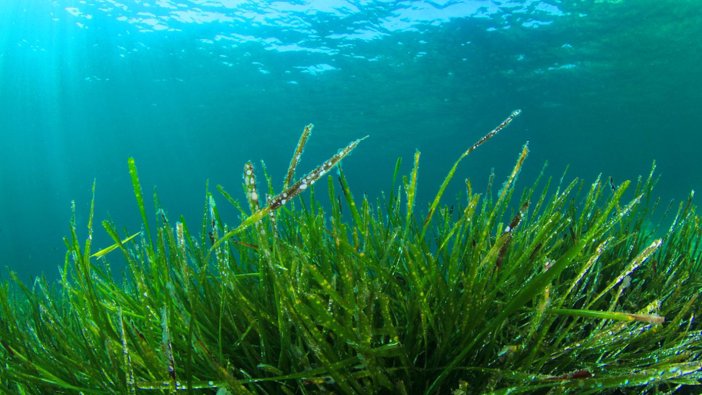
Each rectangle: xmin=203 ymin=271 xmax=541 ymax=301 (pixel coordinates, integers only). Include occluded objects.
xmin=1 ymin=1 xmax=701 ymax=281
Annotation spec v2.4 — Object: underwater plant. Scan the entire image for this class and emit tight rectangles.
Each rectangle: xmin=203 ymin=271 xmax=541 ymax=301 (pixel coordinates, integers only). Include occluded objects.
xmin=1 ymin=112 xmax=701 ymax=394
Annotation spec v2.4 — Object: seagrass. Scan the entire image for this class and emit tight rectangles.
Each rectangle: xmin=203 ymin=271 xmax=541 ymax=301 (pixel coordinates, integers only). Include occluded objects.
xmin=1 ymin=112 xmax=701 ymax=394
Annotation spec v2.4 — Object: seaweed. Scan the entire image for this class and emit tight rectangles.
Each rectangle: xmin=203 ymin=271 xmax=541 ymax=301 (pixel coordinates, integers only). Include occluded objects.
xmin=1 ymin=113 xmax=701 ymax=394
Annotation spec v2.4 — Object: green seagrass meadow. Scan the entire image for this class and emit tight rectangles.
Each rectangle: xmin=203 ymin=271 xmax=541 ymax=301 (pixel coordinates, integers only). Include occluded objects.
xmin=1 ymin=112 xmax=701 ymax=394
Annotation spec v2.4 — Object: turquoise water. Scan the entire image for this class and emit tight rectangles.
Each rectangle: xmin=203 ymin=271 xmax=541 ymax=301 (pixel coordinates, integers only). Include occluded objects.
xmin=1 ymin=1 xmax=700 ymax=281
